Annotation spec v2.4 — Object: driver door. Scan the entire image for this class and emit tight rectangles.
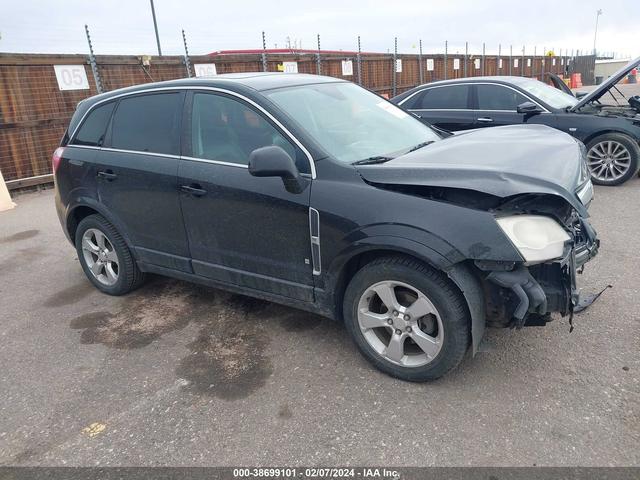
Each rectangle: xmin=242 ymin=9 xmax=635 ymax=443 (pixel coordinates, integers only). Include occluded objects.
xmin=178 ymin=91 xmax=315 ymax=301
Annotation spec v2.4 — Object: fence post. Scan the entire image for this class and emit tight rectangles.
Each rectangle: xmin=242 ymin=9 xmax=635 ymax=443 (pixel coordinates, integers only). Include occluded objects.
xmin=482 ymin=42 xmax=485 ymax=76
xmin=444 ymin=40 xmax=448 ymax=80
xmin=498 ymin=43 xmax=501 ymax=75
xmin=418 ymin=39 xmax=424 ymax=84
xmin=464 ymin=42 xmax=468 ymax=77
xmin=522 ymin=45 xmax=525 ymax=77
xmin=356 ymin=36 xmax=362 ymax=85
xmin=316 ymin=34 xmax=322 ymax=75
xmin=509 ymin=44 xmax=513 ymax=75
xmin=570 ymin=49 xmax=574 ymax=75
xmin=182 ymin=29 xmax=192 ymax=78
xmin=84 ymin=24 xmax=103 ymax=94
xmin=261 ymin=31 xmax=268 ymax=72
xmin=392 ymin=37 xmax=397 ymax=96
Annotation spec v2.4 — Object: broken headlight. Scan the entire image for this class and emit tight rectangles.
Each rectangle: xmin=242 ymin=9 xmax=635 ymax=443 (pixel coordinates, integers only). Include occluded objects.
xmin=496 ymin=215 xmax=570 ymax=264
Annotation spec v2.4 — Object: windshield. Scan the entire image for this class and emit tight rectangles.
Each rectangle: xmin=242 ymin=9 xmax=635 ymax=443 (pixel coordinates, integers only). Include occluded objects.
xmin=265 ymin=82 xmax=440 ymax=164
xmin=513 ymin=77 xmax=579 ymax=110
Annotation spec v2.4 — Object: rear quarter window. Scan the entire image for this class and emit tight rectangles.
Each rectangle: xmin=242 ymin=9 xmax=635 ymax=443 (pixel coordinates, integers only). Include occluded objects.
xmin=71 ymin=102 xmax=115 ymax=147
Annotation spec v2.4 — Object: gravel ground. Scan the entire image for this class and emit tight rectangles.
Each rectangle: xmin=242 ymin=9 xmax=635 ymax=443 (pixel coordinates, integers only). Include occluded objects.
xmin=0 ymin=179 xmax=638 ymax=467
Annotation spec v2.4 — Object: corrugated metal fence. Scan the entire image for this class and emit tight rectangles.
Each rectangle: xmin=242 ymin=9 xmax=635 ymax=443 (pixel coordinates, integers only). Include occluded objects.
xmin=0 ymin=51 xmax=584 ymax=186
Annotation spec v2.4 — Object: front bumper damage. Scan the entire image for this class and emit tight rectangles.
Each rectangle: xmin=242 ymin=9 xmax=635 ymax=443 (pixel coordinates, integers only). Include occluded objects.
xmin=479 ymin=216 xmax=600 ymax=329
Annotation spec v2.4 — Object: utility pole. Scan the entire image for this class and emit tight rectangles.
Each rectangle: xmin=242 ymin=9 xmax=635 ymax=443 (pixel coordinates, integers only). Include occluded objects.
xmin=149 ymin=0 xmax=162 ymax=56
xmin=593 ymin=9 xmax=603 ymax=56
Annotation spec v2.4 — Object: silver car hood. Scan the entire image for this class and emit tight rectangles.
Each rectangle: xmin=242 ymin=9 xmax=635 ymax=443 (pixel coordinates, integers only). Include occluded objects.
xmin=570 ymin=56 xmax=640 ymax=111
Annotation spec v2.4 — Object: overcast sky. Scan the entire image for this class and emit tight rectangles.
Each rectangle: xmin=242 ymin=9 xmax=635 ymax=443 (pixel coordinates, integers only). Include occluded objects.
xmin=1 ymin=0 xmax=638 ymax=58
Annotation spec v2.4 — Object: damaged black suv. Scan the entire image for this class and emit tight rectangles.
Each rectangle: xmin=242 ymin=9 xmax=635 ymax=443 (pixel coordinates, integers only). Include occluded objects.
xmin=54 ymin=74 xmax=599 ymax=381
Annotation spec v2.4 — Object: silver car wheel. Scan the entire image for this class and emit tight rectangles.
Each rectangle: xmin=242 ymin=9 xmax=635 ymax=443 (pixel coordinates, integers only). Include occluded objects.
xmin=587 ymin=140 xmax=632 ymax=182
xmin=81 ymin=228 xmax=119 ymax=286
xmin=357 ymin=280 xmax=444 ymax=367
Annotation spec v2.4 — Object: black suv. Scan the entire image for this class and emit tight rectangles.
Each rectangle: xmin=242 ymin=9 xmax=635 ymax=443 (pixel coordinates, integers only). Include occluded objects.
xmin=54 ymin=73 xmax=598 ymax=381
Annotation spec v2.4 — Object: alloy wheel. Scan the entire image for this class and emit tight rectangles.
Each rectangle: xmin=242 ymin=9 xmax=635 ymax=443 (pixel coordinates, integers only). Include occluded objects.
xmin=81 ymin=228 xmax=119 ymax=286
xmin=587 ymin=140 xmax=632 ymax=182
xmin=357 ymin=280 xmax=444 ymax=367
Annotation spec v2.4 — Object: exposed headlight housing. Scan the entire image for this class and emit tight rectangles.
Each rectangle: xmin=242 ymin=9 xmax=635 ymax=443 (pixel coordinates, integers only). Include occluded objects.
xmin=496 ymin=215 xmax=570 ymax=264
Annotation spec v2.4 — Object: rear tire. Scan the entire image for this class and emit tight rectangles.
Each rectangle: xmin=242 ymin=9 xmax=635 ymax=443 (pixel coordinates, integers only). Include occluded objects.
xmin=75 ymin=214 xmax=145 ymax=295
xmin=585 ymin=133 xmax=639 ymax=186
xmin=343 ymin=256 xmax=470 ymax=381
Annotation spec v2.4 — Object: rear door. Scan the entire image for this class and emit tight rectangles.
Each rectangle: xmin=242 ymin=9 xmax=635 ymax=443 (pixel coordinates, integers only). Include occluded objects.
xmin=403 ymin=84 xmax=475 ymax=131
xmin=472 ymin=83 xmax=532 ymax=128
xmin=178 ymin=90 xmax=314 ymax=301
xmin=95 ymin=90 xmax=191 ymax=272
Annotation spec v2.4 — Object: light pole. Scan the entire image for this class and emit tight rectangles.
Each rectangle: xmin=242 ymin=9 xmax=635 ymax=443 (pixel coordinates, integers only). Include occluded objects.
xmin=150 ymin=0 xmax=162 ymax=56
xmin=592 ymin=9 xmax=602 ymax=57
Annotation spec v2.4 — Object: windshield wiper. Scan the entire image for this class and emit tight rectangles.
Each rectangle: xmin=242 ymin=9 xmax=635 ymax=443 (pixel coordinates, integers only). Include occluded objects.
xmin=406 ymin=140 xmax=435 ymax=153
xmin=351 ymin=156 xmax=394 ymax=165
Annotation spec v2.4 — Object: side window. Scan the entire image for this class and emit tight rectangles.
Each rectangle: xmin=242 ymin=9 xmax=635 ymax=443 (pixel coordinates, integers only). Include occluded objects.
xmin=190 ymin=92 xmax=309 ymax=173
xmin=72 ymin=102 xmax=115 ymax=146
xmin=110 ymin=92 xmax=182 ymax=155
xmin=476 ymin=84 xmax=529 ymax=111
xmin=417 ymin=85 xmax=470 ymax=109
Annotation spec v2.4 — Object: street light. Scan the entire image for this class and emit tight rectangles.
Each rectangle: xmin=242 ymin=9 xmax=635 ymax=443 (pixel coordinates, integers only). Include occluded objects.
xmin=593 ymin=9 xmax=602 ymax=57
xmin=150 ymin=0 xmax=162 ymax=56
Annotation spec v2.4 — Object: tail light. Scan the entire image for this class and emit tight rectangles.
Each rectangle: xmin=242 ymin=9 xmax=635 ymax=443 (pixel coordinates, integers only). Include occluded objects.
xmin=52 ymin=147 xmax=65 ymax=174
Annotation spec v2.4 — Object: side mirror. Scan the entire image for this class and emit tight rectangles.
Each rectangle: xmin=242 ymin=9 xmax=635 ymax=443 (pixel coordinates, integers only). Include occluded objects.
xmin=575 ymin=91 xmax=588 ymax=99
xmin=248 ymin=145 xmax=306 ymax=194
xmin=516 ymin=101 xmax=543 ymax=115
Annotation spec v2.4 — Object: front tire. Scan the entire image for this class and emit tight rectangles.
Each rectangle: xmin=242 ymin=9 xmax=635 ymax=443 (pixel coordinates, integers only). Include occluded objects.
xmin=586 ymin=133 xmax=639 ymax=186
xmin=75 ymin=214 xmax=145 ymax=295
xmin=343 ymin=256 xmax=470 ymax=381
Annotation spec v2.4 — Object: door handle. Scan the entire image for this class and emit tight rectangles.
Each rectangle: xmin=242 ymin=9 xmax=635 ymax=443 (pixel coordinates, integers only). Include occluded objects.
xmin=180 ymin=184 xmax=207 ymax=197
xmin=476 ymin=117 xmax=494 ymax=123
xmin=97 ymin=170 xmax=117 ymax=181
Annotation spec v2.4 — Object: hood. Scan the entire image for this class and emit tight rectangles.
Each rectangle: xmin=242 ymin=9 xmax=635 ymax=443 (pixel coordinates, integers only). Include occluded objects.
xmin=356 ymin=124 xmax=588 ymax=216
xmin=570 ymin=56 xmax=640 ymax=111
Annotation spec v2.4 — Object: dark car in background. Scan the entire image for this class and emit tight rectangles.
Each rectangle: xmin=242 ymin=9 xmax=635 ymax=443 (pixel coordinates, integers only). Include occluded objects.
xmin=391 ymin=57 xmax=640 ymax=186
xmin=54 ymin=73 xmax=598 ymax=381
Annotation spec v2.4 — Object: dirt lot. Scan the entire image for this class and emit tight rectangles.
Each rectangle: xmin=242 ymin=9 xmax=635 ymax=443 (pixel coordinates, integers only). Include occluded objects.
xmin=0 ymin=179 xmax=638 ymax=467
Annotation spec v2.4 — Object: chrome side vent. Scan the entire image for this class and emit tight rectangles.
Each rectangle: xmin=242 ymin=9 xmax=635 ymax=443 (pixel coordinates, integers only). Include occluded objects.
xmin=309 ymin=207 xmax=321 ymax=275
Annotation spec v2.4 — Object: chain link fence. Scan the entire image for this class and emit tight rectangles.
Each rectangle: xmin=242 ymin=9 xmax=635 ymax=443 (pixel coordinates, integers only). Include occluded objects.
xmin=0 ymin=38 xmax=595 ymax=187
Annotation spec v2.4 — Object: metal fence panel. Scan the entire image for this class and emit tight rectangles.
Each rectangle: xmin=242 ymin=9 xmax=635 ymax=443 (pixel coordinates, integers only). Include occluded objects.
xmin=0 ymin=50 xmax=586 ymax=184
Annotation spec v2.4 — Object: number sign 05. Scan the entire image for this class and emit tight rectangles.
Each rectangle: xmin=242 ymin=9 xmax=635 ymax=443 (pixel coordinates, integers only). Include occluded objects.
xmin=53 ymin=65 xmax=90 ymax=91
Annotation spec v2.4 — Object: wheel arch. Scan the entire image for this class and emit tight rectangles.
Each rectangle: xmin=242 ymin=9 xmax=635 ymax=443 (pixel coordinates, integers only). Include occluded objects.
xmin=66 ymin=201 xmax=138 ymax=260
xmin=326 ymin=238 xmax=484 ymax=353
xmin=329 ymin=247 xmax=486 ymax=358
xmin=582 ymin=128 xmax=640 ymax=148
